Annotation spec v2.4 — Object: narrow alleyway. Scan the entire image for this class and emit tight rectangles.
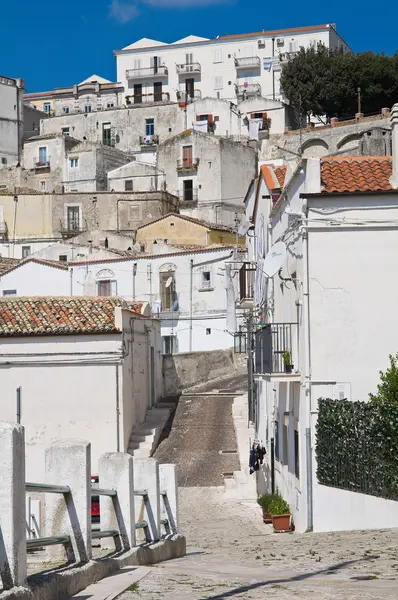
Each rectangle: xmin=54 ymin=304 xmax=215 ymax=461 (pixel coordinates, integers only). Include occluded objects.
xmin=119 ymin=375 xmax=398 ymax=600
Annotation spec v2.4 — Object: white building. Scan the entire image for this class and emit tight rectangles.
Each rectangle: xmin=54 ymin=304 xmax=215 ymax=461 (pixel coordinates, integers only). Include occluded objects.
xmin=0 ymin=75 xmax=25 ymax=167
xmin=0 ymin=296 xmax=162 ymax=482
xmin=245 ymin=104 xmax=398 ymax=533
xmin=115 ymin=24 xmax=348 ymax=106
xmin=0 ymin=246 xmax=244 ymax=353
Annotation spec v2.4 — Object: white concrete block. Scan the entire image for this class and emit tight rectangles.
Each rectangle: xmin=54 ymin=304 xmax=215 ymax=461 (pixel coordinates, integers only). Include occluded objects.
xmin=0 ymin=421 xmax=27 ymax=588
xmin=45 ymin=439 xmax=91 ymax=563
xmin=98 ymin=452 xmax=135 ymax=551
xmin=133 ymin=458 xmax=160 ymax=542
xmin=159 ymin=464 xmax=179 ymax=534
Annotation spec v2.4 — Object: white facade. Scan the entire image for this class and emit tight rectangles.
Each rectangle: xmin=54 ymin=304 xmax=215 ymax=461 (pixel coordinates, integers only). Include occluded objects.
xmin=0 ymin=75 xmax=25 ymax=167
xmin=0 ymin=303 xmax=162 ymax=482
xmin=115 ymin=25 xmax=347 ymax=106
xmin=0 ymin=259 xmax=70 ymax=296
xmin=247 ymin=127 xmax=398 ymax=532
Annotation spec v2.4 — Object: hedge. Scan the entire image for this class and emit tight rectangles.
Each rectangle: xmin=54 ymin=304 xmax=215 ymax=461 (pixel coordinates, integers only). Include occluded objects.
xmin=316 ymin=398 xmax=398 ymax=501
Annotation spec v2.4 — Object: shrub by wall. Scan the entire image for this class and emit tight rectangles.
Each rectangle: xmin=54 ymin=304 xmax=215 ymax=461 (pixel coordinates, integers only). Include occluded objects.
xmin=316 ymin=398 xmax=398 ymax=501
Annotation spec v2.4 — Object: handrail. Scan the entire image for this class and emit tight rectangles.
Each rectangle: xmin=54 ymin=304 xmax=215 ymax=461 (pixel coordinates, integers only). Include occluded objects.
xmin=134 ymin=489 xmax=148 ymax=496
xmin=27 ymin=535 xmax=71 ymax=550
xmin=25 ymin=482 xmax=70 ymax=494
xmin=92 ymin=488 xmax=117 ymax=497
xmin=92 ymin=530 xmax=119 ymax=539
xmin=135 ymin=521 xmax=148 ymax=529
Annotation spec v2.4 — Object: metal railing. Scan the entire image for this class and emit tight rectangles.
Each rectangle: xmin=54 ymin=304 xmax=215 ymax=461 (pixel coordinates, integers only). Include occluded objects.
xmin=34 ymin=156 xmax=50 ymax=168
xmin=235 ymin=83 xmax=262 ymax=100
xmin=254 ymin=323 xmax=298 ymax=374
xmin=178 ymin=189 xmax=198 ymax=203
xmin=176 ymin=90 xmax=202 ymax=103
xmin=176 ymin=62 xmax=201 ymax=74
xmin=239 ymin=262 xmax=255 ymax=302
xmin=126 ymin=65 xmax=168 ymax=79
xmin=139 ymin=134 xmax=159 ymax=146
xmin=234 ymin=56 xmax=261 ymax=69
xmin=126 ymin=92 xmax=170 ymax=105
xmin=176 ymin=157 xmax=199 ymax=170
xmin=234 ymin=330 xmax=248 ymax=354
xmin=59 ymin=219 xmax=87 ymax=238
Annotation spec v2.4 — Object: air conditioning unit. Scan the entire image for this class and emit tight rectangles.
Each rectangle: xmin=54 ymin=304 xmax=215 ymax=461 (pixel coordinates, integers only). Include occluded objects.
xmin=276 ymin=38 xmax=284 ymax=45
xmin=258 ymin=40 xmax=265 ymax=48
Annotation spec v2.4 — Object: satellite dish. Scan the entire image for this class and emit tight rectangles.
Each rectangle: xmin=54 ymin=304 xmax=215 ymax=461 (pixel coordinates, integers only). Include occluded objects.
xmin=165 ymin=277 xmax=173 ymax=288
xmin=238 ymin=219 xmax=251 ymax=236
xmin=262 ymin=241 xmax=287 ymax=277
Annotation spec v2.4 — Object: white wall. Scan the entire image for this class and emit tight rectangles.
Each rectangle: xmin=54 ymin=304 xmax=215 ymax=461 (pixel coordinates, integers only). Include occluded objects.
xmin=0 ymin=76 xmax=23 ymax=166
xmin=0 ymin=261 xmax=70 ymax=296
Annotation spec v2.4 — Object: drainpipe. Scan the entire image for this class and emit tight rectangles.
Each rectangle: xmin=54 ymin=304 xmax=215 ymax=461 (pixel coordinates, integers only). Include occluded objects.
xmin=189 ymin=259 xmax=193 ymax=351
xmin=70 ymin=267 xmax=73 ymax=296
xmin=272 ymin=38 xmax=275 ymax=101
xmin=115 ymin=365 xmax=120 ymax=452
xmin=132 ymin=262 xmax=137 ymax=300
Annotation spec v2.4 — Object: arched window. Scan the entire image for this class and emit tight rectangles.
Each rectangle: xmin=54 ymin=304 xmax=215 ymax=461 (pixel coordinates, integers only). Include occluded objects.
xmin=96 ymin=269 xmax=117 ymax=297
xmin=159 ymin=264 xmax=178 ymax=312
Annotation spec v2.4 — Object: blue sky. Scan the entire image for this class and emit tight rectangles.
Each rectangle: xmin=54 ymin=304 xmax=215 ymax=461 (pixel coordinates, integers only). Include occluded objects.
xmin=2 ymin=0 xmax=397 ymax=93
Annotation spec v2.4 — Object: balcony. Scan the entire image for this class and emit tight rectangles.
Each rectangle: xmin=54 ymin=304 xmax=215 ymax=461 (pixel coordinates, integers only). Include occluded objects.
xmin=59 ymin=220 xmax=86 ymax=239
xmin=235 ymin=83 xmax=262 ymax=101
xmin=176 ymin=90 xmax=202 ymax=104
xmin=254 ymin=323 xmax=298 ymax=376
xmin=279 ymin=51 xmax=299 ymax=64
xmin=234 ymin=330 xmax=248 ymax=354
xmin=234 ymin=56 xmax=261 ymax=70
xmin=176 ymin=157 xmax=199 ymax=171
xmin=178 ymin=189 xmax=198 ymax=204
xmin=139 ymin=134 xmax=159 ymax=146
xmin=34 ymin=156 xmax=50 ymax=169
xmin=126 ymin=92 xmax=170 ymax=105
xmin=238 ymin=262 xmax=255 ymax=306
xmin=125 ymin=66 xmax=168 ymax=80
xmin=176 ymin=62 xmax=201 ymax=75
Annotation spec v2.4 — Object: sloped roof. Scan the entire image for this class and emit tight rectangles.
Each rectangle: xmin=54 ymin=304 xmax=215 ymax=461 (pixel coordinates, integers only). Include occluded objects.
xmin=219 ymin=24 xmax=330 ymax=40
xmin=122 ymin=38 xmax=167 ymax=50
xmin=79 ymin=74 xmax=112 ymax=85
xmin=172 ymin=35 xmax=210 ymax=44
xmin=320 ymin=156 xmax=393 ymax=194
xmin=1 ymin=257 xmax=69 ymax=277
xmin=0 ymin=297 xmax=143 ymax=337
xmin=0 ymin=258 xmax=20 ymax=276
xmin=260 ymin=164 xmax=286 ymax=191
xmin=136 ymin=212 xmax=236 ymax=233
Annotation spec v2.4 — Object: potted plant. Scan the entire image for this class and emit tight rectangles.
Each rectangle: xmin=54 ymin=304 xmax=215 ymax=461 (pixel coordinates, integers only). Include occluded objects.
xmin=283 ymin=351 xmax=293 ymax=374
xmin=257 ymin=494 xmax=275 ymax=524
xmin=268 ymin=496 xmax=291 ymax=532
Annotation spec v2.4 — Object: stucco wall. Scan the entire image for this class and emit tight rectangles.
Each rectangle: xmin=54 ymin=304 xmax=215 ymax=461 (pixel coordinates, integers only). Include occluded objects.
xmin=0 ymin=76 xmax=24 ymax=166
xmin=0 ymin=261 xmax=70 ymax=296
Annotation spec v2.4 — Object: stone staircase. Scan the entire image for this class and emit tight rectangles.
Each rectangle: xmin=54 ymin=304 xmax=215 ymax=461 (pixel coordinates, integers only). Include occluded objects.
xmin=127 ymin=397 xmax=179 ymax=459
xmin=223 ymin=393 xmax=257 ymax=500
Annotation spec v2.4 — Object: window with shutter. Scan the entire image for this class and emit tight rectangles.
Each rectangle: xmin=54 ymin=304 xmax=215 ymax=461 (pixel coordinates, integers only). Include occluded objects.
xmin=213 ymin=49 xmax=222 ymax=63
xmin=214 ymin=76 xmax=223 ymax=90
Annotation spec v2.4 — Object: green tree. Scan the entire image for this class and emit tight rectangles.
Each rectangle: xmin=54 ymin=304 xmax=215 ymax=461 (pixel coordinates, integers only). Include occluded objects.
xmin=370 ymin=353 xmax=398 ymax=404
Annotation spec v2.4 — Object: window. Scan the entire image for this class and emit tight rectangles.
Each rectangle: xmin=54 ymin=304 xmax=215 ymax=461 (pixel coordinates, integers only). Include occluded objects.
xmin=43 ymin=102 xmax=51 ymax=113
xmin=70 ymin=157 xmax=79 ymax=168
xmin=150 ymin=56 xmax=159 ymax=73
xmin=182 ymin=145 xmax=193 ymax=168
xmin=214 ymin=76 xmax=223 ymax=90
xmin=274 ymin=421 xmax=279 ymax=461
xmin=125 ymin=179 xmax=133 ymax=191
xmin=145 ymin=118 xmax=155 ymax=136
xmin=162 ymin=335 xmax=177 ymax=355
xmin=133 ymin=83 xmax=142 ymax=104
xmin=153 ymin=82 xmax=163 ymax=102
xmin=38 ymin=147 xmax=47 ymax=164
xmin=62 ymin=127 xmax=70 ymax=136
xmin=282 ymin=423 xmax=288 ymax=465
xmin=63 ymin=106 xmax=70 ymax=114
xmin=39 ymin=180 xmax=46 ymax=192
xmin=67 ymin=206 xmax=80 ymax=232
xmin=185 ymin=52 xmax=193 ymax=65
xmin=213 ymin=48 xmax=223 ymax=63
xmin=183 ymin=179 xmax=194 ymax=202
xmin=134 ymin=58 xmax=141 ymax=71
xmin=85 ymin=104 xmax=92 ymax=113
xmin=97 ymin=279 xmax=117 ymax=296
xmin=3 ymin=290 xmax=17 ymax=296
xmin=107 ymin=102 xmax=114 ymax=109
xmin=185 ymin=78 xmax=194 ymax=99
xmin=59 ymin=254 xmax=68 ymax=262
xmin=102 ymin=123 xmax=112 ymax=146
xmin=202 ymin=271 xmax=211 ymax=289
xmin=22 ymin=246 xmax=31 ymax=259
xmin=1 ymin=157 xmax=7 ymax=165
xmin=294 ymin=430 xmax=300 ymax=479
xmin=206 ymin=328 xmax=211 ymax=335
xmin=160 ymin=270 xmax=178 ymax=312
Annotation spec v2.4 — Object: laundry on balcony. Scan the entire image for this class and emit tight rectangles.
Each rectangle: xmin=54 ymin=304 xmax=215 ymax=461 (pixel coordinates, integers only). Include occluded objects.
xmin=193 ymin=120 xmax=208 ymax=133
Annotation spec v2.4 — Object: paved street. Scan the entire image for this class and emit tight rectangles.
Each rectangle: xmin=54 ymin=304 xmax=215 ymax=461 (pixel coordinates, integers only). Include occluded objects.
xmin=119 ymin=487 xmax=398 ymax=600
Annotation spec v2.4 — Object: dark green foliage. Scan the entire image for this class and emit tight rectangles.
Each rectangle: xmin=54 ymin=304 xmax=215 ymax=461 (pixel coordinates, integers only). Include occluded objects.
xmin=316 ymin=398 xmax=398 ymax=500
xmin=280 ymin=44 xmax=398 ymax=122
xmin=369 ymin=354 xmax=398 ymax=404
xmin=268 ymin=496 xmax=290 ymax=515
xmin=257 ymin=493 xmax=277 ymax=508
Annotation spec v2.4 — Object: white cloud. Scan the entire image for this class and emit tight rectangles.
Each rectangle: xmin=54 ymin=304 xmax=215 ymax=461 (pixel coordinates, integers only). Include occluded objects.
xmin=109 ymin=0 xmax=140 ymax=23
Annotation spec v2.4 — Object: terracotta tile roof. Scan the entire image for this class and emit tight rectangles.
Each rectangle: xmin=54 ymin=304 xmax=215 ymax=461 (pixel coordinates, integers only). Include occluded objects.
xmin=219 ymin=24 xmax=329 ymax=40
xmin=0 ymin=258 xmax=20 ymax=276
xmin=0 ymin=297 xmax=143 ymax=337
xmin=137 ymin=212 xmax=236 ymax=233
xmin=260 ymin=164 xmax=286 ymax=190
xmin=321 ymin=156 xmax=393 ymax=194
xmin=275 ymin=166 xmax=288 ymax=188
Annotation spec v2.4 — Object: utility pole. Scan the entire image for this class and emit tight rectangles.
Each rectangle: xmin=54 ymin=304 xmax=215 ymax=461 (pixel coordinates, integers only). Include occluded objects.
xmin=357 ymin=87 xmax=361 ymax=115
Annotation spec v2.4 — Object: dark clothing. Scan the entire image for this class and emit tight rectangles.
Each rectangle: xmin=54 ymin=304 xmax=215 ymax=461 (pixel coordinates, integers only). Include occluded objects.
xmin=249 ymin=443 xmax=266 ymax=474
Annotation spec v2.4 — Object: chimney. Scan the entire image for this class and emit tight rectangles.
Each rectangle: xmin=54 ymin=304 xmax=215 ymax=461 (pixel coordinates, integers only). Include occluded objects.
xmin=390 ymin=104 xmax=398 ymax=189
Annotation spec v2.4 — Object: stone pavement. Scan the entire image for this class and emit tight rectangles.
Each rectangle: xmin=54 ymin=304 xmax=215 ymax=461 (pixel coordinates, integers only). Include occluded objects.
xmin=119 ymin=487 xmax=398 ymax=600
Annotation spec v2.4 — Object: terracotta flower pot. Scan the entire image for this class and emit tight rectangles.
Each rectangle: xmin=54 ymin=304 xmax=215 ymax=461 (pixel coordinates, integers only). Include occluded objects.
xmin=262 ymin=506 xmax=272 ymax=524
xmin=271 ymin=513 xmax=291 ymax=532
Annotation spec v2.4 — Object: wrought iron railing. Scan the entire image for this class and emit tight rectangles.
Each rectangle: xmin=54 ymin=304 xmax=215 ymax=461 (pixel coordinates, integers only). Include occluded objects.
xmin=125 ymin=65 xmax=168 ymax=79
xmin=234 ymin=330 xmax=248 ymax=354
xmin=176 ymin=157 xmax=199 ymax=170
xmin=126 ymin=92 xmax=170 ymax=105
xmin=235 ymin=83 xmax=262 ymax=100
xmin=139 ymin=134 xmax=159 ymax=146
xmin=254 ymin=323 xmax=298 ymax=374
xmin=176 ymin=90 xmax=202 ymax=103
xmin=234 ymin=56 xmax=261 ymax=69
xmin=176 ymin=62 xmax=201 ymax=74
xmin=239 ymin=262 xmax=255 ymax=302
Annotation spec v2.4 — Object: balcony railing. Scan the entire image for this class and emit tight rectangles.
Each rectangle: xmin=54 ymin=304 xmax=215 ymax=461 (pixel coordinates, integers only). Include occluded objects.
xmin=239 ymin=262 xmax=255 ymax=302
xmin=255 ymin=323 xmax=298 ymax=375
xmin=234 ymin=330 xmax=248 ymax=354
xmin=126 ymin=92 xmax=170 ymax=105
xmin=178 ymin=189 xmax=198 ymax=203
xmin=176 ymin=158 xmax=199 ymax=171
xmin=279 ymin=51 xmax=299 ymax=64
xmin=139 ymin=134 xmax=159 ymax=146
xmin=125 ymin=66 xmax=168 ymax=79
xmin=59 ymin=219 xmax=86 ymax=238
xmin=34 ymin=156 xmax=50 ymax=168
xmin=176 ymin=90 xmax=202 ymax=104
xmin=235 ymin=83 xmax=262 ymax=100
xmin=234 ymin=56 xmax=261 ymax=69
xmin=176 ymin=62 xmax=201 ymax=75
